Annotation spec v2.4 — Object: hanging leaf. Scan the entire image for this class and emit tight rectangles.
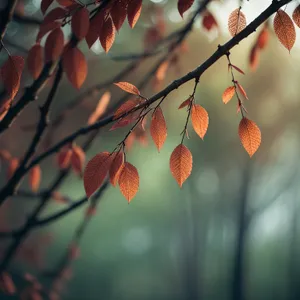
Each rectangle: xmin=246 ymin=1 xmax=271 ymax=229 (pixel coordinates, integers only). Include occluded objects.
xmin=118 ymin=162 xmax=139 ymax=202
xmin=114 ymin=82 xmax=140 ymax=95
xmin=231 ymin=64 xmax=245 ymax=75
xmin=127 ymin=0 xmax=142 ymax=28
xmin=236 ymin=82 xmax=248 ymax=100
xmin=83 ymin=152 xmax=111 ymax=197
xmin=36 ymin=21 xmax=61 ymax=42
xmin=99 ymin=16 xmax=115 ymax=53
xmin=43 ymin=7 xmax=67 ymax=25
xmin=109 ymin=151 xmax=124 ymax=186
xmin=228 ymin=8 xmax=246 ymax=37
xmin=41 ymin=0 xmax=54 ymax=15
xmin=155 ymin=61 xmax=169 ymax=82
xmin=150 ymin=107 xmax=167 ymax=152
xmin=71 ymin=145 xmax=85 ymax=176
xmin=110 ymin=115 xmax=136 ymax=130
xmin=222 ymin=86 xmax=235 ymax=104
xmin=170 ymin=144 xmax=192 ymax=187
xmin=292 ymin=5 xmax=300 ymax=28
xmin=57 ymin=147 xmax=72 ymax=169
xmin=27 ymin=44 xmax=43 ymax=79
xmin=257 ymin=26 xmax=269 ymax=49
xmin=44 ymin=28 xmax=64 ymax=62
xmin=87 ymin=91 xmax=111 ymax=125
xmin=86 ymin=12 xmax=104 ymax=48
xmin=178 ymin=97 xmax=192 ymax=109
xmin=239 ymin=117 xmax=261 ymax=157
xmin=202 ymin=11 xmax=218 ymax=31
xmin=273 ymin=9 xmax=296 ymax=52
xmin=29 ymin=165 xmax=41 ymax=192
xmin=62 ymin=46 xmax=87 ymax=89
xmin=111 ymin=0 xmax=128 ymax=31
xmin=177 ymin=0 xmax=194 ymax=18
xmin=191 ymin=104 xmax=209 ymax=140
xmin=7 ymin=158 xmax=19 ymax=180
xmin=71 ymin=7 xmax=90 ymax=40
xmin=249 ymin=45 xmax=260 ymax=71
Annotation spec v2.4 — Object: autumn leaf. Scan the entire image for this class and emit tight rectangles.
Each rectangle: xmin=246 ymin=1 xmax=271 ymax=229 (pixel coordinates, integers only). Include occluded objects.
xmin=109 ymin=151 xmax=124 ymax=186
xmin=57 ymin=147 xmax=72 ymax=169
xmin=56 ymin=0 xmax=75 ymax=6
xmin=51 ymin=191 xmax=69 ymax=204
xmin=236 ymin=82 xmax=248 ymax=100
xmin=228 ymin=8 xmax=246 ymax=37
xmin=113 ymin=99 xmax=140 ymax=119
xmin=257 ymin=26 xmax=269 ymax=49
xmin=238 ymin=117 xmax=261 ymax=157
xmin=83 ymin=152 xmax=111 ymax=198
xmin=191 ymin=104 xmax=209 ymax=139
xmin=110 ymin=115 xmax=136 ymax=130
xmin=43 ymin=7 xmax=67 ymax=25
xmin=202 ymin=11 xmax=218 ymax=31
xmin=41 ymin=0 xmax=54 ymax=15
xmin=86 ymin=12 xmax=103 ymax=48
xmin=71 ymin=145 xmax=85 ymax=176
xmin=170 ymin=144 xmax=192 ymax=187
xmin=222 ymin=86 xmax=235 ymax=104
xmin=249 ymin=45 xmax=260 ymax=71
xmin=71 ymin=7 xmax=90 ymax=40
xmin=127 ymin=0 xmax=142 ymax=28
xmin=178 ymin=97 xmax=192 ymax=109
xmin=155 ymin=61 xmax=169 ymax=82
xmin=62 ymin=46 xmax=87 ymax=89
xmin=0 ymin=272 xmax=16 ymax=295
xmin=114 ymin=82 xmax=140 ymax=95
xmin=273 ymin=9 xmax=296 ymax=52
xmin=292 ymin=5 xmax=300 ymax=28
xmin=177 ymin=0 xmax=195 ymax=18
xmin=150 ymin=107 xmax=167 ymax=152
xmin=99 ymin=16 xmax=115 ymax=53
xmin=231 ymin=64 xmax=245 ymax=75
xmin=87 ymin=91 xmax=111 ymax=125
xmin=27 ymin=44 xmax=43 ymax=79
xmin=7 ymin=158 xmax=19 ymax=180
xmin=44 ymin=28 xmax=64 ymax=62
xmin=111 ymin=0 xmax=128 ymax=31
xmin=29 ymin=165 xmax=41 ymax=192
xmin=118 ymin=162 xmax=139 ymax=202
xmin=36 ymin=21 xmax=61 ymax=42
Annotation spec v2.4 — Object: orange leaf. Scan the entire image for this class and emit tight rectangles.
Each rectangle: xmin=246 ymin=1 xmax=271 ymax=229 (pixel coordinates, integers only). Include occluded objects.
xmin=83 ymin=152 xmax=111 ymax=198
xmin=228 ymin=8 xmax=246 ymax=37
xmin=43 ymin=7 xmax=67 ymax=25
xmin=231 ymin=64 xmax=245 ymax=75
xmin=71 ymin=7 xmax=90 ymax=40
xmin=0 ymin=150 xmax=12 ymax=161
xmin=110 ymin=115 xmax=135 ymax=131
xmin=41 ymin=0 xmax=54 ymax=15
xmin=177 ymin=0 xmax=194 ymax=18
xmin=114 ymin=82 xmax=140 ymax=95
xmin=87 ymin=91 xmax=111 ymax=125
xmin=236 ymin=82 xmax=248 ymax=100
xmin=44 ymin=27 xmax=64 ymax=62
xmin=99 ymin=16 xmax=115 ymax=53
xmin=113 ymin=99 xmax=140 ymax=119
xmin=249 ymin=45 xmax=260 ymax=72
xmin=127 ymin=0 xmax=142 ymax=28
xmin=178 ymin=97 xmax=192 ymax=109
xmin=29 ymin=165 xmax=41 ymax=192
xmin=155 ymin=60 xmax=169 ymax=82
xmin=51 ymin=191 xmax=69 ymax=204
xmin=7 ymin=158 xmax=19 ymax=180
xmin=222 ymin=86 xmax=235 ymax=104
xmin=27 ymin=44 xmax=43 ymax=79
xmin=292 ymin=5 xmax=300 ymax=28
xmin=273 ymin=9 xmax=296 ymax=52
xmin=111 ymin=0 xmax=128 ymax=31
xmin=257 ymin=26 xmax=269 ymax=49
xmin=57 ymin=147 xmax=72 ymax=169
xmin=238 ymin=117 xmax=261 ymax=157
xmin=109 ymin=151 xmax=124 ymax=186
xmin=86 ymin=12 xmax=103 ymax=48
xmin=191 ymin=104 xmax=209 ymax=139
xmin=36 ymin=21 xmax=61 ymax=42
xmin=150 ymin=107 xmax=167 ymax=152
xmin=118 ymin=162 xmax=139 ymax=202
xmin=62 ymin=46 xmax=87 ymax=89
xmin=71 ymin=145 xmax=85 ymax=176
xmin=170 ymin=144 xmax=192 ymax=187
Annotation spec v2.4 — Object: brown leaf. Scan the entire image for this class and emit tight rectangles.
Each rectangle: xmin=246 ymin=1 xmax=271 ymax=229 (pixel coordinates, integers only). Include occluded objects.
xmin=127 ymin=0 xmax=142 ymax=28
xmin=87 ymin=91 xmax=111 ymax=125
xmin=170 ymin=144 xmax=192 ymax=187
xmin=44 ymin=28 xmax=64 ymax=62
xmin=71 ymin=7 xmax=90 ymax=40
xmin=273 ymin=9 xmax=296 ymax=52
xmin=222 ymin=86 xmax=235 ymax=104
xmin=86 ymin=12 xmax=104 ymax=48
xmin=83 ymin=152 xmax=111 ymax=197
xmin=191 ymin=104 xmax=209 ymax=139
xmin=71 ymin=145 xmax=85 ymax=176
xmin=57 ymin=147 xmax=72 ymax=169
xmin=114 ymin=82 xmax=140 ymax=95
xmin=41 ymin=0 xmax=54 ymax=15
xmin=36 ymin=21 xmax=61 ymax=42
xmin=231 ymin=64 xmax=245 ymax=75
xmin=29 ymin=165 xmax=41 ymax=192
xmin=239 ymin=117 xmax=261 ymax=157
xmin=150 ymin=107 xmax=167 ymax=152
xmin=177 ymin=0 xmax=195 ymax=18
xmin=43 ymin=7 xmax=67 ymax=25
xmin=111 ymin=0 xmax=128 ymax=31
xmin=99 ymin=16 xmax=115 ymax=52
xmin=27 ymin=44 xmax=43 ymax=79
xmin=178 ymin=97 xmax=192 ymax=109
xmin=109 ymin=151 xmax=124 ymax=186
xmin=118 ymin=162 xmax=139 ymax=202
xmin=292 ymin=5 xmax=300 ymax=28
xmin=62 ymin=46 xmax=87 ymax=89
xmin=228 ymin=8 xmax=246 ymax=37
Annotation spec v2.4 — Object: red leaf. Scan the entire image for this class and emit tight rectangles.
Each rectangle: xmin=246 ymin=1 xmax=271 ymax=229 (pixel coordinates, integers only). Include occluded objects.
xmin=86 ymin=12 xmax=104 ymax=48
xmin=231 ymin=64 xmax=245 ymax=75
xmin=178 ymin=97 xmax=192 ymax=109
xmin=29 ymin=165 xmax=41 ymax=192
xmin=150 ymin=107 xmax=167 ymax=152
xmin=62 ymin=46 xmax=87 ymax=89
xmin=191 ymin=104 xmax=209 ymax=140
xmin=57 ymin=147 xmax=72 ymax=169
xmin=71 ymin=145 xmax=85 ymax=176
xmin=87 ymin=91 xmax=111 ymax=125
xmin=83 ymin=152 xmax=111 ymax=197
xmin=41 ymin=0 xmax=54 ymax=15
xmin=56 ymin=0 xmax=75 ymax=6
xmin=71 ymin=7 xmax=90 ymax=40
xmin=27 ymin=44 xmax=43 ymax=79
xmin=177 ymin=0 xmax=194 ymax=18
xmin=114 ymin=81 xmax=140 ymax=95
xmin=222 ymin=86 xmax=235 ymax=104
xmin=7 ymin=158 xmax=19 ymax=180
xmin=109 ymin=151 xmax=124 ymax=186
xmin=111 ymin=0 xmax=128 ymax=31
xmin=36 ymin=21 xmax=61 ymax=42
xmin=292 ymin=5 xmax=300 ymax=28
xmin=127 ymin=0 xmax=142 ymax=28
xmin=238 ymin=117 xmax=261 ymax=157
xmin=44 ymin=28 xmax=64 ymax=62
xmin=99 ymin=16 xmax=115 ymax=52
xmin=170 ymin=144 xmax=192 ymax=187
xmin=202 ymin=11 xmax=218 ymax=31
xmin=118 ymin=162 xmax=139 ymax=202
xmin=43 ymin=7 xmax=67 ymax=25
